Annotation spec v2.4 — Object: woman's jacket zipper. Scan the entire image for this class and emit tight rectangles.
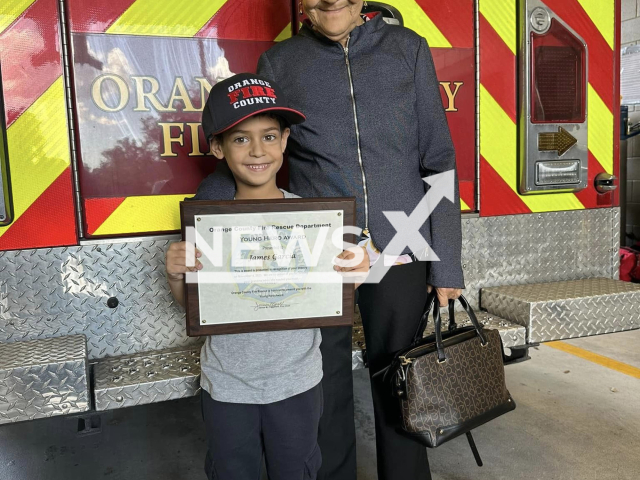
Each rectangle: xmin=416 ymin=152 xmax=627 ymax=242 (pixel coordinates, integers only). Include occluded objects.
xmin=343 ymin=37 xmax=370 ymax=237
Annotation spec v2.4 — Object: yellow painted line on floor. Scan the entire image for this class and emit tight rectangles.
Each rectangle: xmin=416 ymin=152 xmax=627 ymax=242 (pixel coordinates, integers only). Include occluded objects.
xmin=546 ymin=341 xmax=640 ymax=379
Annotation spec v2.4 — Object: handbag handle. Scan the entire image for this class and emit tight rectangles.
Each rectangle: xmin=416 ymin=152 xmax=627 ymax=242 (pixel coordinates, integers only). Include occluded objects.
xmin=433 ymin=294 xmax=487 ymax=363
xmin=411 ymin=289 xmax=438 ymax=344
xmin=411 ymin=290 xmax=459 ymax=345
xmin=447 ymin=299 xmax=458 ymax=331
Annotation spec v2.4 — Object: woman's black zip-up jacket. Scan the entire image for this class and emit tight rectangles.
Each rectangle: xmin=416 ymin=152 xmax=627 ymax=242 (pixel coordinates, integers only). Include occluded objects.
xmin=194 ymin=15 xmax=464 ymax=289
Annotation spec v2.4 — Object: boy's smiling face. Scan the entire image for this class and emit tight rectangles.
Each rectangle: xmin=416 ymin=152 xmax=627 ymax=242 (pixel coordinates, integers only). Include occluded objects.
xmin=209 ymin=115 xmax=290 ymax=190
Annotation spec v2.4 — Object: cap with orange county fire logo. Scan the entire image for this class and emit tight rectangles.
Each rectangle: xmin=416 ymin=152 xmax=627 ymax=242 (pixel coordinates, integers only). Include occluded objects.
xmin=202 ymin=73 xmax=306 ymax=138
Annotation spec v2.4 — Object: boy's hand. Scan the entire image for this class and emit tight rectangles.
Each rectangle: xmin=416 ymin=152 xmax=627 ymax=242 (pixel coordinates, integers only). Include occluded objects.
xmin=166 ymin=241 xmax=202 ymax=281
xmin=333 ymin=247 xmax=370 ymax=289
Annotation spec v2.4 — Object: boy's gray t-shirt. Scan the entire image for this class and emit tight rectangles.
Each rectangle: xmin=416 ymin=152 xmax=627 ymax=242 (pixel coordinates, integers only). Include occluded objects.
xmin=199 ymin=190 xmax=323 ymax=404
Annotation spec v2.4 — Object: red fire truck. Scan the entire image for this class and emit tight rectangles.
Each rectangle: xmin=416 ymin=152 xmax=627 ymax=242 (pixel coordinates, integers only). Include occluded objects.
xmin=1 ymin=0 xmax=637 ymax=425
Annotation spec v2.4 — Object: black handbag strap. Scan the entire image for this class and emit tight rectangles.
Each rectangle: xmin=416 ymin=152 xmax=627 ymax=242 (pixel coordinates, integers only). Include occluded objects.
xmin=433 ymin=300 xmax=446 ymax=362
xmin=411 ymin=289 xmax=438 ymax=344
xmin=433 ymin=294 xmax=487 ymax=362
xmin=447 ymin=299 xmax=458 ymax=331
xmin=458 ymin=294 xmax=487 ymax=345
xmin=466 ymin=432 xmax=483 ymax=467
xmin=411 ymin=290 xmax=459 ymax=344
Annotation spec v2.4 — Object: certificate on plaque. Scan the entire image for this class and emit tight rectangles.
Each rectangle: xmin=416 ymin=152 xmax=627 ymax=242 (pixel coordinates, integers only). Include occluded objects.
xmin=180 ymin=198 xmax=356 ymax=336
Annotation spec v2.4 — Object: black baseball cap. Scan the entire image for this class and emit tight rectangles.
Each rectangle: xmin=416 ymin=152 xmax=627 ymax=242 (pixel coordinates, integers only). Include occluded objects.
xmin=202 ymin=73 xmax=306 ymax=139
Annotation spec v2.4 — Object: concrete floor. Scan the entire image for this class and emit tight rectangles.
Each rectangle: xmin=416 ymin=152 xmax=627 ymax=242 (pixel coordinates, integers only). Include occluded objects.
xmin=1 ymin=330 xmax=639 ymax=480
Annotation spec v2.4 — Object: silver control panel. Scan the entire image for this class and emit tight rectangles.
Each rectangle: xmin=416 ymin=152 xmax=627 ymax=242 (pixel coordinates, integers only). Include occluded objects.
xmin=519 ymin=0 xmax=589 ymax=194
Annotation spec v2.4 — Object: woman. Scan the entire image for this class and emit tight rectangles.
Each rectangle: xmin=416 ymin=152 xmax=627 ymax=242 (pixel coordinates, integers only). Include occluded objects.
xmin=195 ymin=1 xmax=464 ymax=479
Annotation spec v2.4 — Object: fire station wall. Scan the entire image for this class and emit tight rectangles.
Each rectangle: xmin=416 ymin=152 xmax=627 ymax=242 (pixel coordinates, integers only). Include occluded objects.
xmin=622 ymin=0 xmax=640 ymax=241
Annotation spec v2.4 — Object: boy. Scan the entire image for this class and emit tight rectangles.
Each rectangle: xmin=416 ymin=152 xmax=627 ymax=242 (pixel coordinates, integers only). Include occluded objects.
xmin=165 ymin=73 xmax=368 ymax=480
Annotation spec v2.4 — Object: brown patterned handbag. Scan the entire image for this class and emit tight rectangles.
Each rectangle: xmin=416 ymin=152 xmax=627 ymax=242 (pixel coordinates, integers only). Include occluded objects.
xmin=381 ymin=292 xmax=515 ymax=465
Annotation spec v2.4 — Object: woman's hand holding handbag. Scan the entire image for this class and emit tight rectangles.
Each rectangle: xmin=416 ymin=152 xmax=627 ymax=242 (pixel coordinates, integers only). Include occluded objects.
xmin=377 ymin=290 xmax=516 ymax=467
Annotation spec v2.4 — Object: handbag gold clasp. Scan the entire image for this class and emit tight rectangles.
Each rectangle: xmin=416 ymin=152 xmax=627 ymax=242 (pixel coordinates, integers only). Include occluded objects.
xmin=399 ymin=356 xmax=412 ymax=366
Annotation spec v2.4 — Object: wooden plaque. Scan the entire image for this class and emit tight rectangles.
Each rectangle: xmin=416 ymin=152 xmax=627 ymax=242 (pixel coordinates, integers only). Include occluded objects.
xmin=180 ymin=197 xmax=356 ymax=336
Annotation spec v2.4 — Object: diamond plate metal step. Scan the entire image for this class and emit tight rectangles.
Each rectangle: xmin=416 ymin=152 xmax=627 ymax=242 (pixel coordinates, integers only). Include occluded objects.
xmin=481 ymin=278 xmax=640 ymax=343
xmin=93 ymin=347 xmax=201 ymax=411
xmin=0 ymin=335 xmax=89 ymax=425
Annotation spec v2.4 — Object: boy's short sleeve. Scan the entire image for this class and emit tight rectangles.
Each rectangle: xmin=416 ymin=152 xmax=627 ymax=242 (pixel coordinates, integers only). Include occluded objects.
xmin=281 ymin=189 xmax=300 ymax=199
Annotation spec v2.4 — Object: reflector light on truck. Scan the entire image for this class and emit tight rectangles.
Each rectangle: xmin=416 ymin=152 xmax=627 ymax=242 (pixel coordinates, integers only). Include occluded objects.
xmin=531 ymin=20 xmax=586 ymax=124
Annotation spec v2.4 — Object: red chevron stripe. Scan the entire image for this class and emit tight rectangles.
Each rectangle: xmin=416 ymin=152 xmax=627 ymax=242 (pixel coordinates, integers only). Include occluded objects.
xmin=551 ymin=0 xmax=616 ymax=209
xmin=67 ymin=0 xmax=137 ymax=33
xmin=479 ymin=14 xmax=516 ymax=122
xmin=479 ymin=12 xmax=520 ymax=217
xmin=213 ymin=39 xmax=281 ymax=75
xmin=0 ymin=0 xmax=63 ymax=127
xmin=196 ymin=0 xmax=291 ymax=40
xmin=549 ymin=1 xmax=614 ymax=113
xmin=480 ymin=156 xmax=530 ymax=217
xmin=459 ymin=181 xmax=475 ymax=211
xmin=0 ymin=169 xmax=77 ymax=250
xmin=83 ymin=197 xmax=126 ymax=235
xmin=416 ymin=0 xmax=474 ymax=48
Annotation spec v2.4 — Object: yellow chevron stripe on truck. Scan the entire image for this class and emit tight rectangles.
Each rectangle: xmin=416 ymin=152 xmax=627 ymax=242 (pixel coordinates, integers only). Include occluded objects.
xmin=387 ymin=0 xmax=452 ymax=48
xmin=0 ymin=77 xmax=71 ymax=238
xmin=92 ymin=194 xmax=191 ymax=236
xmin=107 ymin=0 xmax=226 ymax=37
xmin=275 ymin=23 xmax=292 ymax=42
xmin=588 ymin=84 xmax=614 ymax=174
xmin=480 ymin=85 xmax=585 ymax=212
xmin=576 ymin=0 xmax=615 ymax=49
xmin=479 ymin=0 xmax=516 ymax=55
xmin=0 ymin=0 xmax=35 ymax=34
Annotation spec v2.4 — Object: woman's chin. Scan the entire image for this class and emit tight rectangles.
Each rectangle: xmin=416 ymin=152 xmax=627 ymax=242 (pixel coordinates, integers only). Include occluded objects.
xmin=319 ymin=23 xmax=352 ymax=38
